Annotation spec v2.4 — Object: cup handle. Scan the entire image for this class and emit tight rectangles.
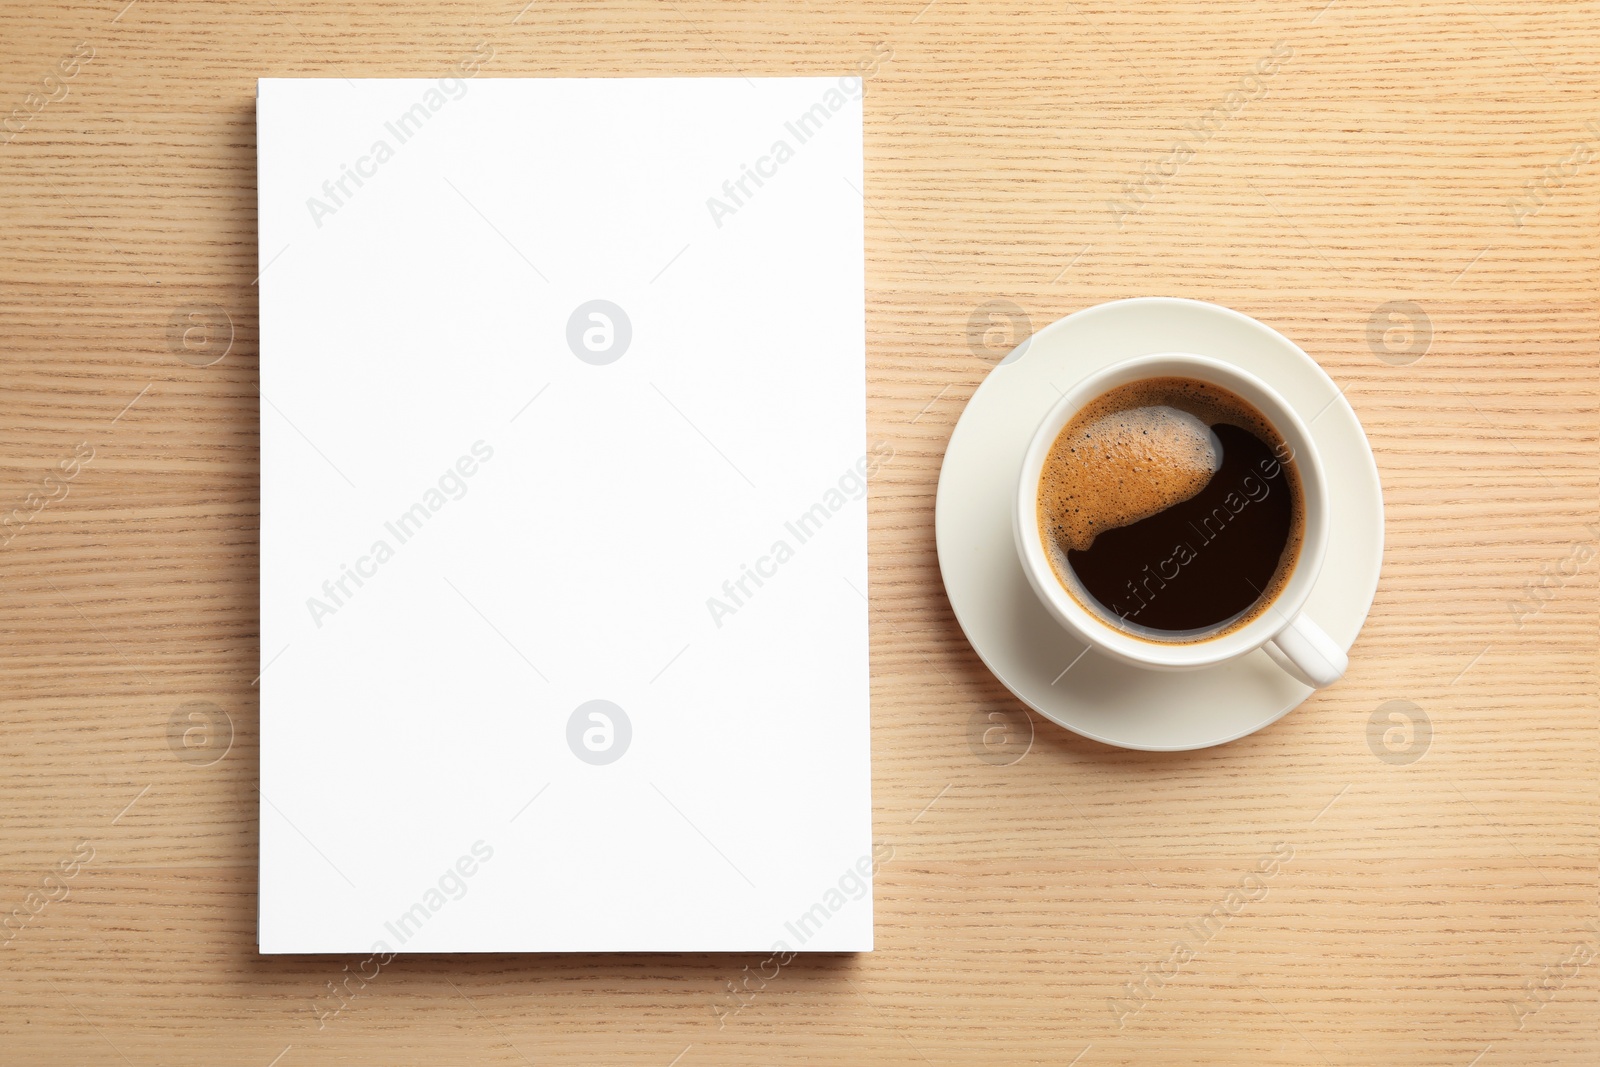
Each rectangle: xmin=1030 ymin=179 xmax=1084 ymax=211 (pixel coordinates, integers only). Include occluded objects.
xmin=1263 ymin=612 xmax=1347 ymax=689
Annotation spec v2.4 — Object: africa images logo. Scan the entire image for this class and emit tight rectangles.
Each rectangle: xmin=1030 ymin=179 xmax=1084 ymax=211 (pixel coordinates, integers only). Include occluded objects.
xmin=303 ymin=42 xmax=495 ymax=229
xmin=703 ymin=50 xmax=889 ymax=229
xmin=703 ymin=443 xmax=892 ymax=628
xmin=304 ymin=441 xmax=494 ymax=628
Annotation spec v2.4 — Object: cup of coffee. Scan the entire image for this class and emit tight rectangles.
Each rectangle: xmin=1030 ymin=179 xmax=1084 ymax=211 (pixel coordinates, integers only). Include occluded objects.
xmin=1013 ymin=353 xmax=1346 ymax=687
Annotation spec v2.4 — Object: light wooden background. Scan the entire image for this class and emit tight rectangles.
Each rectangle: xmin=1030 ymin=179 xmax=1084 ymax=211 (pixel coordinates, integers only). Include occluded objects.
xmin=1 ymin=1 xmax=1595 ymax=1064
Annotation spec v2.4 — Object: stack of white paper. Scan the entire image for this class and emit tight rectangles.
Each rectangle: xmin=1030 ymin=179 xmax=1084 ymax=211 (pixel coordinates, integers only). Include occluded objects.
xmin=257 ymin=76 xmax=872 ymax=952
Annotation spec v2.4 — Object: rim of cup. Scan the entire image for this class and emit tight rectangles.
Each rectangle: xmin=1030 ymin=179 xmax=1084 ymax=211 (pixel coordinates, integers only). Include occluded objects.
xmin=1013 ymin=352 xmax=1331 ymax=672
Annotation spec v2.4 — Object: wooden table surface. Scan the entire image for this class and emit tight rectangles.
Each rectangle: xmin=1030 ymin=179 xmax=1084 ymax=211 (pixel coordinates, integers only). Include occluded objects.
xmin=2 ymin=1 xmax=1595 ymax=1064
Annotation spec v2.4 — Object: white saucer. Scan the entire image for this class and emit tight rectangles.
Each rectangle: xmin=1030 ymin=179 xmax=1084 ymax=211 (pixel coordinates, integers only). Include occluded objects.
xmin=935 ymin=298 xmax=1384 ymax=751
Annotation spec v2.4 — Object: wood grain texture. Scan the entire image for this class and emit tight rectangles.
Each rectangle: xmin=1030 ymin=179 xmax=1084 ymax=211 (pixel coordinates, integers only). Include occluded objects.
xmin=1 ymin=0 xmax=1595 ymax=1064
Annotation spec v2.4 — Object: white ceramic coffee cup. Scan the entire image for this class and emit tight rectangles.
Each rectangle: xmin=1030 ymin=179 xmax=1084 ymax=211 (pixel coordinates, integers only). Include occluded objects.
xmin=1013 ymin=353 xmax=1346 ymax=688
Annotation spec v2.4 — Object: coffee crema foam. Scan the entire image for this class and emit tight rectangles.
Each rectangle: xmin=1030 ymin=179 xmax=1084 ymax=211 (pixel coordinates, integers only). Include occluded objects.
xmin=1039 ymin=404 xmax=1220 ymax=553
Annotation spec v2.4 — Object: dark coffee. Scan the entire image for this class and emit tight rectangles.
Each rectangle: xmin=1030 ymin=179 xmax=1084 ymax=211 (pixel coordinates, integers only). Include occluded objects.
xmin=1036 ymin=376 xmax=1303 ymax=641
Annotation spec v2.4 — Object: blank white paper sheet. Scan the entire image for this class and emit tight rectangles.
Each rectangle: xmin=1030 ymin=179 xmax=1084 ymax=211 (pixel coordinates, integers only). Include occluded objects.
xmin=257 ymin=76 xmax=872 ymax=952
